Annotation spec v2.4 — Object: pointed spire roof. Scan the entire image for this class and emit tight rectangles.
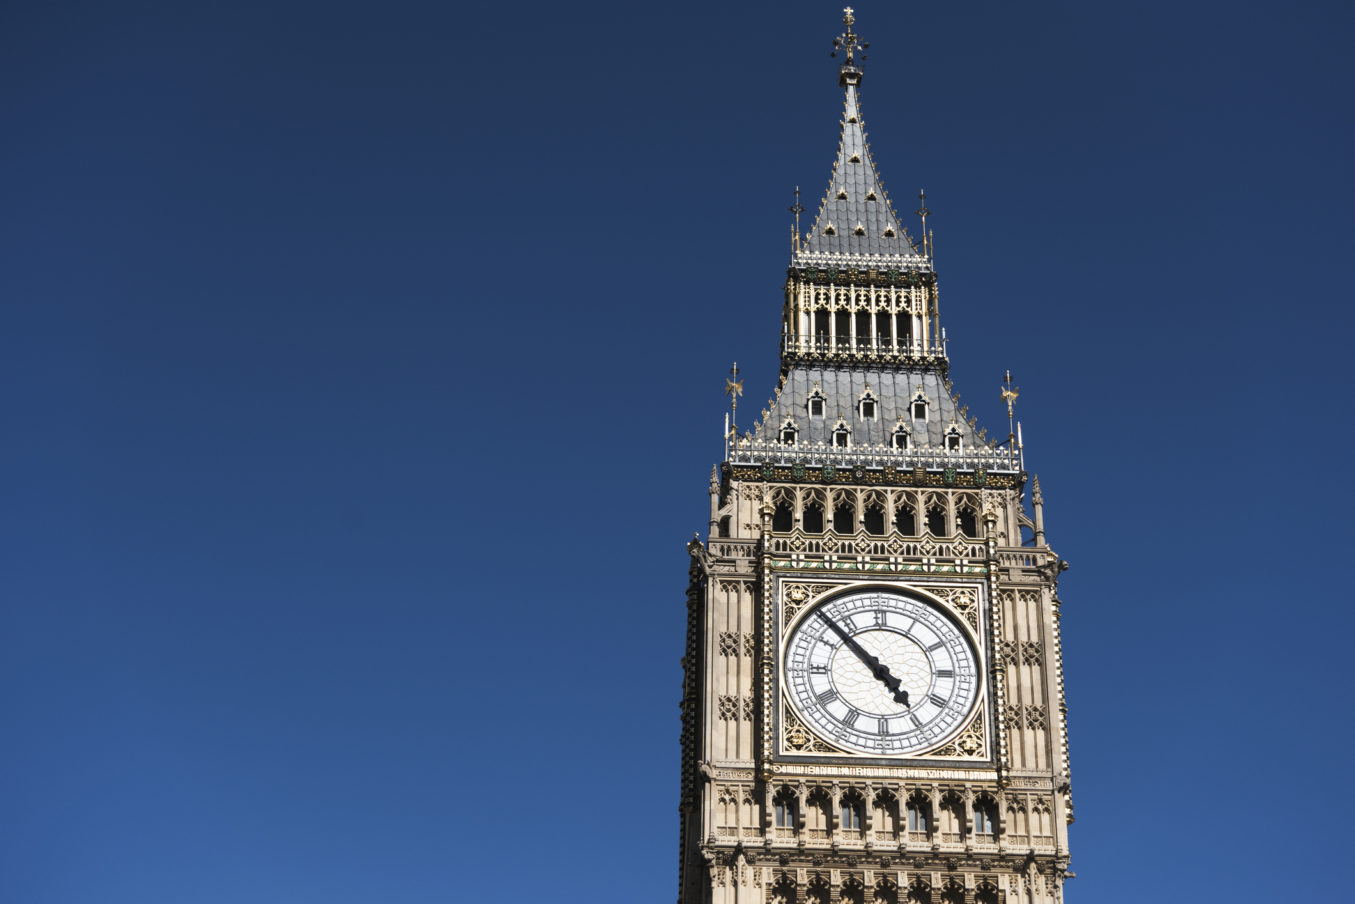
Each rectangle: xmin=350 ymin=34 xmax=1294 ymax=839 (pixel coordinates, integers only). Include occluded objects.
xmin=796 ymin=11 xmax=924 ymax=265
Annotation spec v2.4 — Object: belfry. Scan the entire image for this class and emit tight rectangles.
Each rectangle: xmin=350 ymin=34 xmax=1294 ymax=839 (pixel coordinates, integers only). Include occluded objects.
xmin=677 ymin=11 xmax=1074 ymax=903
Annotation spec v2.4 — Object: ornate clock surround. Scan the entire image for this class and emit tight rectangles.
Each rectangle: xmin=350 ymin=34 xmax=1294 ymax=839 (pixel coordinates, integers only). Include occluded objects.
xmin=768 ymin=576 xmax=995 ymax=771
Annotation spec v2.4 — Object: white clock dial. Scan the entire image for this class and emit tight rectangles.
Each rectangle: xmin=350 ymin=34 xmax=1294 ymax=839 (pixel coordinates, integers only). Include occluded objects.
xmin=784 ymin=588 xmax=980 ymax=756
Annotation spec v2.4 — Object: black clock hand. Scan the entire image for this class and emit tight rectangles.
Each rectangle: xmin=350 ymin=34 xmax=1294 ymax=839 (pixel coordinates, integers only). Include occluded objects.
xmin=817 ymin=612 xmax=911 ymax=707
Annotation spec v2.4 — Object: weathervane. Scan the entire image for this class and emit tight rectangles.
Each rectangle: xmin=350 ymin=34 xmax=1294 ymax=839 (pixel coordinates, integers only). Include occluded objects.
xmin=915 ymin=190 xmax=931 ymax=258
xmin=789 ymin=186 xmax=805 ymax=252
xmin=725 ymin=362 xmax=744 ymax=438
xmin=1000 ymin=370 xmax=1021 ymax=468
xmin=831 ymin=7 xmax=868 ymax=69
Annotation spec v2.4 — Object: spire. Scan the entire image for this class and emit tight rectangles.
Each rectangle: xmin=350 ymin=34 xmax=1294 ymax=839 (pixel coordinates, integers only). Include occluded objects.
xmin=801 ymin=9 xmax=919 ymax=262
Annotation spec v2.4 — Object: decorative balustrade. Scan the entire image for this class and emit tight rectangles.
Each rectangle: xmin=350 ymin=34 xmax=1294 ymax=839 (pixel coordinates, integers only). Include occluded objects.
xmin=728 ymin=437 xmax=1019 ymax=474
xmin=782 ymin=334 xmax=945 ymax=359
xmin=768 ymin=532 xmax=986 ymax=561
xmin=997 ymin=550 xmax=1049 ymax=569
xmin=707 ymin=539 xmax=758 ymax=560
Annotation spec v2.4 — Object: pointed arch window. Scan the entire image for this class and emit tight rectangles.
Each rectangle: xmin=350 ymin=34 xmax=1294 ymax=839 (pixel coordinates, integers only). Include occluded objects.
xmin=823 ymin=223 xmax=837 ymax=236
xmin=802 ymin=491 xmax=825 ymax=534
xmin=863 ymin=493 xmax=886 ymax=536
xmin=774 ymin=789 xmax=797 ymax=828
xmin=957 ymin=498 xmax=979 ymax=539
xmin=807 ymin=386 xmax=826 ymax=418
xmin=841 ymin=798 xmax=862 ymax=831
xmin=892 ymin=423 xmax=910 ymax=450
xmin=832 ymin=420 xmax=851 ymax=449
xmin=865 ymin=190 xmax=877 ymax=201
xmin=780 ymin=419 xmax=799 ymax=445
xmin=907 ymin=798 xmax=930 ymax=834
xmin=894 ymin=498 xmax=918 ymax=536
xmin=910 ymin=390 xmax=928 ymax=421
xmin=858 ymin=387 xmax=878 ymax=420
xmin=926 ymin=500 xmax=947 ymax=537
xmin=837 ymin=188 xmax=849 ymax=200
xmin=973 ymin=797 xmax=997 ymax=837
xmin=944 ymin=425 xmax=963 ymax=452
xmin=832 ymin=494 xmax=856 ymax=534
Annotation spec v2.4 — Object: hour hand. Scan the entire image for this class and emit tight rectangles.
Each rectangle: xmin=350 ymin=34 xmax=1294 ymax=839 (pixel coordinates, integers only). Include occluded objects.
xmin=818 ymin=612 xmax=911 ymax=707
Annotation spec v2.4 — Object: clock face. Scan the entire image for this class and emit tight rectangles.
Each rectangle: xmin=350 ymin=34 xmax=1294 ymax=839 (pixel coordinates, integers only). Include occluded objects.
xmin=784 ymin=588 xmax=980 ymax=756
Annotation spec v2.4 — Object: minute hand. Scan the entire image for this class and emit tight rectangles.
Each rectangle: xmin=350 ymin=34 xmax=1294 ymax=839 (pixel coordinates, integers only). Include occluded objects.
xmin=818 ymin=612 xmax=910 ymax=707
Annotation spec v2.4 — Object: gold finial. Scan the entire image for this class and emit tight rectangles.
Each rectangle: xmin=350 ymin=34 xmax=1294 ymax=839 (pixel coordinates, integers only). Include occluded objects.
xmin=1000 ymin=370 xmax=1020 ymax=416
xmin=915 ymin=190 xmax=931 ymax=257
xmin=831 ymin=8 xmax=868 ymax=82
xmin=789 ymin=186 xmax=805 ymax=253
xmin=725 ymin=362 xmax=744 ymax=436
xmin=1001 ymin=370 xmax=1020 ymax=467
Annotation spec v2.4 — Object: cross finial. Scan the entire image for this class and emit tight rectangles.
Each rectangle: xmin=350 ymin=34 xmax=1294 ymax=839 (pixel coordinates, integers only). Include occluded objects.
xmin=831 ymin=8 xmax=867 ymax=80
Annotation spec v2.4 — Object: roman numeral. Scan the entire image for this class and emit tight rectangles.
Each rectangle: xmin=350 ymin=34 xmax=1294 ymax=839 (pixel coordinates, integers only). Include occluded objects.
xmin=936 ymin=669 xmax=954 ymax=678
xmin=928 ymin=641 xmax=945 ymax=652
xmin=909 ymin=713 xmax=922 ymax=729
xmin=809 ymin=665 xmax=828 ymax=673
xmin=817 ymin=689 xmax=838 ymax=705
xmin=842 ymin=710 xmax=859 ymax=727
xmin=929 ymin=693 xmax=948 ymax=708
xmin=878 ymin=719 xmax=889 ymax=735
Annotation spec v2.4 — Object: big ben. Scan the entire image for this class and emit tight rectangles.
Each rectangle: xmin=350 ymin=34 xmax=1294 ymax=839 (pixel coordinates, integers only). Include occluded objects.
xmin=678 ymin=11 xmax=1073 ymax=904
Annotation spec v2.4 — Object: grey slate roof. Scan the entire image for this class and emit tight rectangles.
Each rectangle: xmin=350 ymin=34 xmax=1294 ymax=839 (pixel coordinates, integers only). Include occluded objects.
xmin=801 ymin=83 xmax=916 ymax=259
xmin=750 ymin=366 xmax=992 ymax=451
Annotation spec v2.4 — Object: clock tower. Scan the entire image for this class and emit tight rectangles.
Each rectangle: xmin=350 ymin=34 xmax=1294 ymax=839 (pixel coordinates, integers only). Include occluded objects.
xmin=677 ymin=11 xmax=1074 ymax=904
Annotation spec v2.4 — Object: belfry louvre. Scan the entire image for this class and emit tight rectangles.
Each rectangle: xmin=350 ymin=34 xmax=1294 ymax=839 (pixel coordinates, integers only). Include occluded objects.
xmin=677 ymin=11 xmax=1074 ymax=904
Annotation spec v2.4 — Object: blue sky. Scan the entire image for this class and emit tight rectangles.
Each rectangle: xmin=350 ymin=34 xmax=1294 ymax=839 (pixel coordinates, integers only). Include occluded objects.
xmin=2 ymin=1 xmax=1352 ymax=901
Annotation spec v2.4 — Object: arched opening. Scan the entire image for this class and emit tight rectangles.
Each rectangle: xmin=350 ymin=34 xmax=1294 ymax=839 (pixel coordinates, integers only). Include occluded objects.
xmin=906 ymin=796 xmax=931 ymax=839
xmin=718 ymin=516 xmax=732 ymax=538
xmin=973 ymin=796 xmax=997 ymax=838
xmin=806 ymin=789 xmax=832 ymax=840
xmin=926 ymin=503 xmax=947 ymax=536
xmin=833 ymin=498 xmax=855 ymax=534
xmin=774 ymin=791 xmax=797 ymax=828
xmin=894 ymin=501 xmax=917 ymax=536
xmin=803 ymin=494 xmax=825 ymax=534
xmin=957 ymin=505 xmax=979 ymax=539
xmin=939 ymin=792 xmax=964 ymax=843
xmin=773 ymin=500 xmax=794 ymax=533
xmin=834 ymin=311 xmax=850 ymax=349
xmin=873 ymin=879 xmax=899 ymax=904
xmin=873 ymin=790 xmax=900 ymax=840
xmin=894 ymin=313 xmax=911 ymax=349
xmin=840 ymin=791 xmax=864 ymax=837
xmin=863 ymin=493 xmax=886 ymax=536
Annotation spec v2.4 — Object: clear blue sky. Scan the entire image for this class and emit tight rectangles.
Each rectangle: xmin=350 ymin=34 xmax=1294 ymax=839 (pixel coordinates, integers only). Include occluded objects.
xmin=3 ymin=2 xmax=1351 ymax=901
